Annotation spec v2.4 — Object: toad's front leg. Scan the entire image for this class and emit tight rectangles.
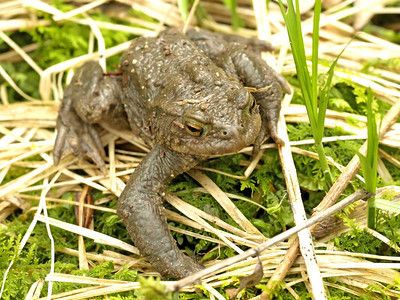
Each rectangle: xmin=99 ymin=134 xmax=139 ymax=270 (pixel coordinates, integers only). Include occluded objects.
xmin=117 ymin=144 xmax=204 ymax=278
xmin=54 ymin=61 xmax=129 ymax=172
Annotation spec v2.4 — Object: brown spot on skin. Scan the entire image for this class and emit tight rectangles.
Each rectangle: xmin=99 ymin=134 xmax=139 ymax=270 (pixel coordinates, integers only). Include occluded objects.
xmin=104 ymin=70 xmax=123 ymax=76
xmin=172 ymin=120 xmax=185 ymax=129
xmin=160 ymin=149 xmax=165 ymax=158
xmin=122 ymin=72 xmax=128 ymax=86
xmin=200 ymin=103 xmax=208 ymax=110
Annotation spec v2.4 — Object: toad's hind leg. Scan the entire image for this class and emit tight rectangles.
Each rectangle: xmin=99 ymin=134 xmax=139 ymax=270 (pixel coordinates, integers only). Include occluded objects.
xmin=117 ymin=144 xmax=205 ymax=278
xmin=54 ymin=61 xmax=128 ymax=172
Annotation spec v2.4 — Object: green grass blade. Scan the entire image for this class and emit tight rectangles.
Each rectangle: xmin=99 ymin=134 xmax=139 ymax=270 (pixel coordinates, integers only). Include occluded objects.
xmin=373 ymin=199 xmax=400 ymax=213
xmin=366 ymin=88 xmax=379 ymax=193
xmin=357 ymin=152 xmax=372 ymax=187
xmin=278 ymin=1 xmax=316 ymax=130
xmin=279 ymin=0 xmax=333 ymax=185
xmin=177 ymin=0 xmax=189 ymax=20
xmin=368 ymin=197 xmax=376 ymax=229
xmin=357 ymin=151 xmax=376 ymax=228
xmin=316 ymin=42 xmax=350 ymax=142
xmin=221 ymin=0 xmax=243 ymax=30
xmin=311 ymin=0 xmax=321 ymax=114
xmin=357 ymin=88 xmax=379 ymax=229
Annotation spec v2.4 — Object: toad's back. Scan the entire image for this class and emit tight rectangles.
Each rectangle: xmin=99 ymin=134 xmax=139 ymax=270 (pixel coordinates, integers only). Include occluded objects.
xmin=120 ymin=28 xmax=230 ymax=105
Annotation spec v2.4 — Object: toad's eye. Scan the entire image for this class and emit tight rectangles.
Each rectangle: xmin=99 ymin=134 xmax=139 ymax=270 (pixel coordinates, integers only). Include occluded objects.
xmin=185 ymin=121 xmax=204 ymax=137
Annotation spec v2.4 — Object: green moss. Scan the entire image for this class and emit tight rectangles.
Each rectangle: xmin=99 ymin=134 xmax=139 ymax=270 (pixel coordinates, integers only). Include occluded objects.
xmin=0 ymin=229 xmax=78 ymax=299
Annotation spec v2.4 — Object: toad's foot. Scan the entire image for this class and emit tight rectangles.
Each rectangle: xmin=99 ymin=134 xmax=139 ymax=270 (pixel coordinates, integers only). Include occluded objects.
xmin=54 ymin=106 xmax=106 ymax=173
xmin=252 ymin=120 xmax=284 ymax=158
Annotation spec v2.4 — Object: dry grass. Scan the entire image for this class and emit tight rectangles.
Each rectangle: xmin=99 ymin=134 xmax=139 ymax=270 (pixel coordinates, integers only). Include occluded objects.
xmin=1 ymin=0 xmax=400 ymax=299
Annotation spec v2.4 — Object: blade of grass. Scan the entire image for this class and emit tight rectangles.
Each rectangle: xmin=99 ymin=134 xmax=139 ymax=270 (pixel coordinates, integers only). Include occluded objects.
xmin=177 ymin=0 xmax=189 ymax=20
xmin=278 ymin=1 xmax=314 ymax=127
xmin=373 ymin=199 xmax=400 ymax=213
xmin=311 ymin=0 xmax=321 ymax=111
xmin=357 ymin=88 xmax=379 ymax=229
xmin=221 ymin=0 xmax=243 ymax=30
xmin=278 ymin=0 xmax=333 ymax=185
xmin=316 ymin=43 xmax=350 ymax=184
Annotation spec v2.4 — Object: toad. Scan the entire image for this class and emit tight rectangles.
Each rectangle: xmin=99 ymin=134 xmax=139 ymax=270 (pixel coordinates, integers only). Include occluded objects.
xmin=53 ymin=27 xmax=290 ymax=278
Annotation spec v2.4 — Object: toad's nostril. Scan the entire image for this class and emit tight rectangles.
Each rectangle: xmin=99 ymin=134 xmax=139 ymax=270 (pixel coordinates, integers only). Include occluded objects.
xmin=219 ymin=127 xmax=241 ymax=140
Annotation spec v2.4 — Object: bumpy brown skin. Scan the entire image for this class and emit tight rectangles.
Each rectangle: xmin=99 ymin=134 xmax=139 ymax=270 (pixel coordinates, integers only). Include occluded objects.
xmin=53 ymin=27 xmax=289 ymax=279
